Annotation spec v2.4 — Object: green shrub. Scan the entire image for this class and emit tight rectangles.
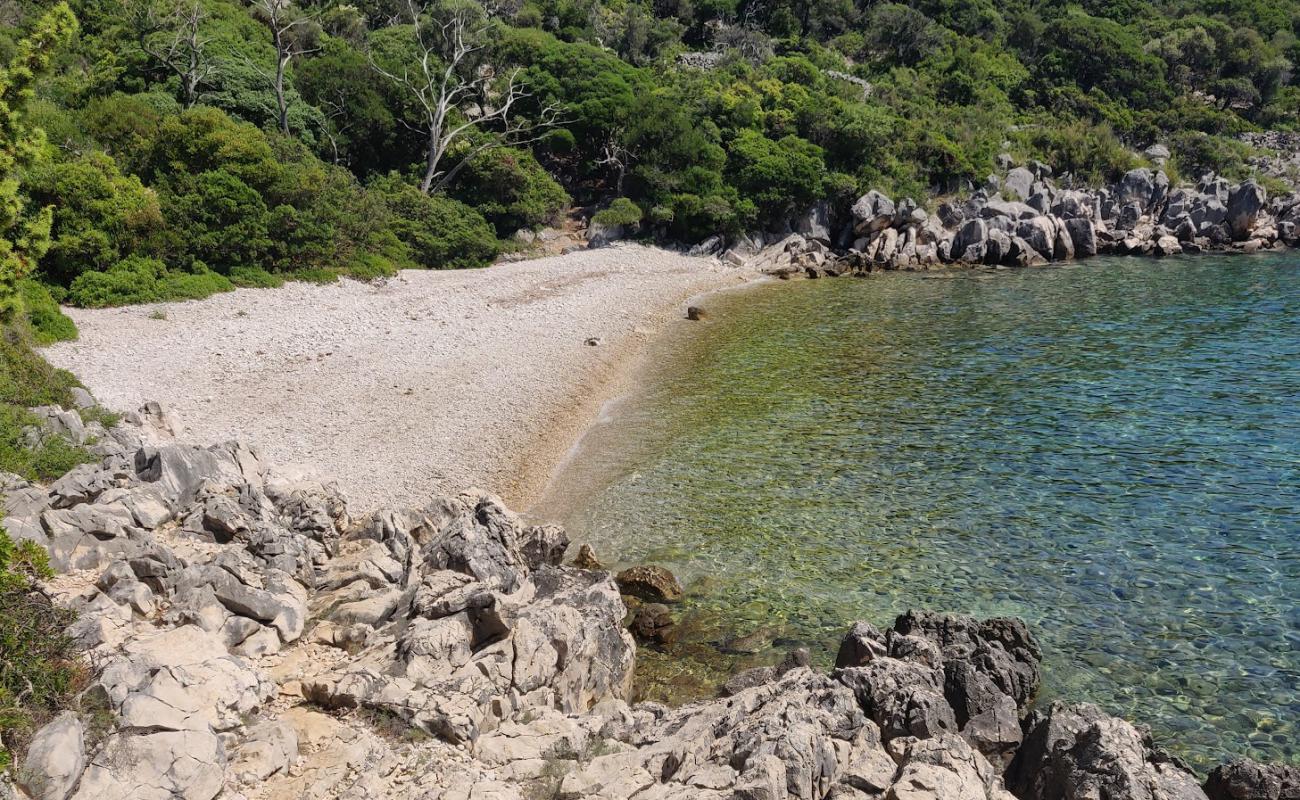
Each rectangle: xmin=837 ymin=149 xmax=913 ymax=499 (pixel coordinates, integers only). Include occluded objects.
xmin=451 ymin=147 xmax=570 ymax=234
xmin=1167 ymin=131 xmax=1254 ymax=180
xmin=228 ymin=266 xmax=284 ymax=289
xmin=0 ymin=323 xmax=93 ymax=481
xmin=592 ymin=197 xmax=644 ymax=227
xmin=19 ymin=282 xmax=76 ymax=345
xmin=726 ymin=130 xmax=828 ymax=222
xmin=370 ymin=176 xmax=499 ymax=270
xmin=343 ymin=254 xmax=400 ymax=281
xmin=68 ymin=257 xmax=234 ymax=308
xmin=24 ymin=152 xmax=165 ymax=286
xmin=0 ymin=525 xmax=83 ymax=770
xmin=163 ymin=170 xmax=272 ymax=273
xmin=290 ymin=269 xmax=340 ymax=285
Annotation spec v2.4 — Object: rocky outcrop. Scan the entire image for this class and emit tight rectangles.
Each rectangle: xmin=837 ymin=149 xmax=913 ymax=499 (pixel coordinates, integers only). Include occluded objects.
xmin=832 ymin=611 xmax=1040 ymax=770
xmin=1204 ymin=759 xmax=1300 ymax=800
xmin=729 ymin=160 xmax=1296 ymax=278
xmin=1007 ymin=702 xmax=1209 ymax=800
xmin=6 ymin=401 xmax=1294 ymax=800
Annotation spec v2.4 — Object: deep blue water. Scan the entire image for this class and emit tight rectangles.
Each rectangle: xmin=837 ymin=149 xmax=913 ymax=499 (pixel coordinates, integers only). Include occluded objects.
xmin=538 ymin=254 xmax=1300 ymax=770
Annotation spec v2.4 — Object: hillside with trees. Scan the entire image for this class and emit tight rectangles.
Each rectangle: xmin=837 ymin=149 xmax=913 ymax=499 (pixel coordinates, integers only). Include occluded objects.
xmin=0 ymin=0 xmax=1295 ymax=319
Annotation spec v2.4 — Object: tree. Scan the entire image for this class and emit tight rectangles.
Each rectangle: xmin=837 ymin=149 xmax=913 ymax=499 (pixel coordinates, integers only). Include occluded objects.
xmin=133 ymin=0 xmax=217 ymax=108
xmin=369 ymin=0 xmax=562 ymax=194
xmin=248 ymin=0 xmax=321 ymax=136
xmin=0 ymin=3 xmax=79 ymax=321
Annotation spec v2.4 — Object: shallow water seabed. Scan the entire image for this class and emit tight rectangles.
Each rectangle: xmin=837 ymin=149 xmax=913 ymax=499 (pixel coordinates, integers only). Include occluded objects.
xmin=533 ymin=254 xmax=1300 ymax=771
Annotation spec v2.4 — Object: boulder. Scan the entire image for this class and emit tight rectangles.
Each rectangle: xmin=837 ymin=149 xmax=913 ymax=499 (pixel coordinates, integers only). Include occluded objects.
xmin=795 ymin=201 xmax=834 ymax=242
xmin=852 ymin=191 xmax=897 ymax=235
xmin=70 ymin=730 xmax=225 ymax=800
xmin=615 ymin=565 xmax=683 ymax=603
xmin=1227 ymin=182 xmax=1267 ymax=240
xmin=953 ymin=220 xmax=989 ymax=263
xmin=1007 ymin=702 xmax=1208 ymax=800
xmin=1064 ymin=218 xmax=1098 ymax=257
xmin=1155 ymin=235 xmax=1183 ymax=256
xmin=1052 ymin=221 xmax=1075 ymax=261
xmin=1118 ymin=168 xmax=1156 ymax=210
xmin=1145 ymin=144 xmax=1171 ymax=165
xmin=1017 ymin=217 xmax=1056 ymax=260
xmin=17 ymin=712 xmax=85 ymax=800
xmin=231 ymin=720 xmax=299 ymax=783
xmin=885 ymin=734 xmax=1018 ymax=800
xmin=630 ymin=602 xmax=676 ymax=645
xmin=1204 ymin=759 xmax=1300 ymax=800
xmin=836 ymin=621 xmax=888 ymax=668
xmin=573 ymin=543 xmax=604 ymax=570
xmin=1004 ymin=167 xmax=1035 ymax=200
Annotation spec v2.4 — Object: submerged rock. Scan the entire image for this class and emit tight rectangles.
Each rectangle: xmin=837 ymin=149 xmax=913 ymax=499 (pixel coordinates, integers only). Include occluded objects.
xmin=615 ymin=564 xmax=683 ymax=603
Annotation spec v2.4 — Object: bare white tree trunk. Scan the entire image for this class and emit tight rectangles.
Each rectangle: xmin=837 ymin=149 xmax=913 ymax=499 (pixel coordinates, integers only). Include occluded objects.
xmin=371 ymin=0 xmax=563 ymax=195
xmin=134 ymin=0 xmax=216 ymax=108
xmin=249 ymin=0 xmax=319 ymax=136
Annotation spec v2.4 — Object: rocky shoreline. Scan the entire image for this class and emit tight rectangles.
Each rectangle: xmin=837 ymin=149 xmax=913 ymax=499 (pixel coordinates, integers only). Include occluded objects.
xmin=690 ymin=160 xmax=1298 ymax=278
xmin=2 ymin=401 xmax=1298 ymax=800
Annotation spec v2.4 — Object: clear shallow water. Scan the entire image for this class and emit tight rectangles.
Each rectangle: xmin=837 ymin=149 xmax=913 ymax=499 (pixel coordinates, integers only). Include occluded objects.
xmin=536 ymin=254 xmax=1300 ymax=771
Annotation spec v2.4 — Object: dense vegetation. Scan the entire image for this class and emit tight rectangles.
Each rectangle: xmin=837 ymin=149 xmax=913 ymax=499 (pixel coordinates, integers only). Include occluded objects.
xmin=0 ymin=0 xmax=1296 ymax=312
xmin=0 ymin=525 xmax=84 ymax=770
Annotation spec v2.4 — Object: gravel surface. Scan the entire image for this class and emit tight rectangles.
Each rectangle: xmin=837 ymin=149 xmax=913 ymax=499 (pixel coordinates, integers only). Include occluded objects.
xmin=46 ymin=245 xmax=753 ymax=509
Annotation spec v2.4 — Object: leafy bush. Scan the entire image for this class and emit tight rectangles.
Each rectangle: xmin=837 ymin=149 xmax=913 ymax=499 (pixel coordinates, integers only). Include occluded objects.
xmin=0 ymin=322 xmax=93 ymax=481
xmin=592 ymin=197 xmax=644 ymax=227
xmin=451 ymin=147 xmax=570 ymax=234
xmin=24 ymin=152 xmax=165 ymax=285
xmin=19 ymin=282 xmax=76 ymax=346
xmin=228 ymin=266 xmax=284 ymax=289
xmin=163 ymin=170 xmax=273 ymax=273
xmin=68 ymin=257 xmax=234 ymax=308
xmin=727 ymin=130 xmax=828 ymax=220
xmin=371 ymin=176 xmax=498 ymax=270
xmin=0 ymin=525 xmax=83 ymax=770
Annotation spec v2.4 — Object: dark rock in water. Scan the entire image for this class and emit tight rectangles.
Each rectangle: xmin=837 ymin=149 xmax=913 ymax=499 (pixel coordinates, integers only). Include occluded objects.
xmin=686 ymin=305 xmax=705 ymax=321
xmin=571 ymin=542 xmax=603 ymax=570
xmin=835 ymin=620 xmax=888 ymax=667
xmin=1204 ymin=759 xmax=1300 ymax=800
xmin=721 ymin=626 xmax=777 ymax=654
xmin=1007 ymin=701 xmax=1209 ymax=800
xmin=953 ymin=218 xmax=989 ymax=262
xmin=719 ymin=647 xmax=811 ymax=696
xmin=630 ymin=602 xmax=676 ymax=645
xmin=1065 ymin=217 xmax=1098 ymax=257
xmin=615 ymin=564 xmax=683 ymax=603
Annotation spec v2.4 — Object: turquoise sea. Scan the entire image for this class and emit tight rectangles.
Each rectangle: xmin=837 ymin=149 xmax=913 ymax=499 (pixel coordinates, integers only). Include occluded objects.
xmin=535 ymin=254 xmax=1300 ymax=771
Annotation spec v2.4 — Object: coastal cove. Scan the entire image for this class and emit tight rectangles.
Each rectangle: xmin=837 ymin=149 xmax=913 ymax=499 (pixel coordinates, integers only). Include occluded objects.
xmin=532 ymin=253 xmax=1300 ymax=772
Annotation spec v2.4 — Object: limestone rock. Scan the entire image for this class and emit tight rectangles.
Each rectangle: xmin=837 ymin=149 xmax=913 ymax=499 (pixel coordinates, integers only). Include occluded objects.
xmin=853 ymin=191 xmax=898 ymax=235
xmin=17 ymin=712 xmax=85 ymax=800
xmin=1007 ymin=702 xmax=1208 ymax=800
xmin=70 ymin=730 xmax=225 ymax=800
xmin=1204 ymin=760 xmax=1300 ymax=800
xmin=1227 ymin=182 xmax=1267 ymax=240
